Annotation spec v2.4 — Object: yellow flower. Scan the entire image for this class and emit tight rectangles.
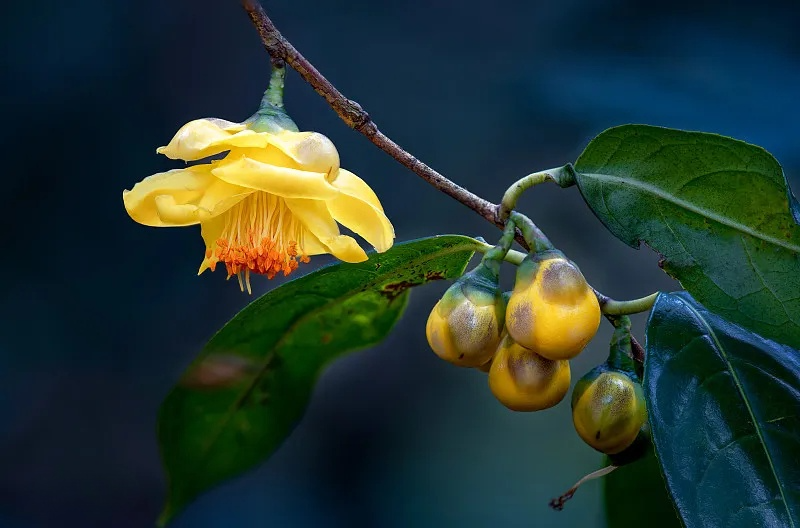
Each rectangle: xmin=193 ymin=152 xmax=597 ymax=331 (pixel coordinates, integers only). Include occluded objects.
xmin=123 ymin=118 xmax=394 ymax=292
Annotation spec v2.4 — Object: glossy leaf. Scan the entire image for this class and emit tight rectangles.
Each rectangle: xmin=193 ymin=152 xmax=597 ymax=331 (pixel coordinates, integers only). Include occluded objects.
xmin=645 ymin=291 xmax=800 ymax=527
xmin=574 ymin=125 xmax=800 ymax=348
xmin=157 ymin=235 xmax=482 ymax=526
xmin=604 ymin=449 xmax=682 ymax=528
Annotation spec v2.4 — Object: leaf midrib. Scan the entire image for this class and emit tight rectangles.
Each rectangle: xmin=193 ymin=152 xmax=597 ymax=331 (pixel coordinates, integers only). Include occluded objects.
xmin=181 ymin=240 xmax=478 ymax=486
xmin=580 ymin=172 xmax=800 ymax=253
xmin=681 ymin=298 xmax=795 ymax=527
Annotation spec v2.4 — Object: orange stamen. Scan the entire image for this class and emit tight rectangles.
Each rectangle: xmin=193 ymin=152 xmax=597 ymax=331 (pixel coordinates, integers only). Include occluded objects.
xmin=205 ymin=192 xmax=311 ymax=292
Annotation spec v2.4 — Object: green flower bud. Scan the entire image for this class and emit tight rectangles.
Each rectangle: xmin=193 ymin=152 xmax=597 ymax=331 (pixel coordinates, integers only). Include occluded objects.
xmin=506 ymin=250 xmax=600 ymax=360
xmin=488 ymin=333 xmax=571 ymax=411
xmin=426 ymin=264 xmax=505 ymax=367
xmin=571 ymin=366 xmax=648 ymax=456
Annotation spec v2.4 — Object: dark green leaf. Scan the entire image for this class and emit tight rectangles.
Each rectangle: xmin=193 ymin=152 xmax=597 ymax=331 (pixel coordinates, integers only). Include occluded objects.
xmin=574 ymin=125 xmax=800 ymax=348
xmin=644 ymin=291 xmax=800 ymax=527
xmin=157 ymin=235 xmax=481 ymax=526
xmin=604 ymin=449 xmax=682 ymax=528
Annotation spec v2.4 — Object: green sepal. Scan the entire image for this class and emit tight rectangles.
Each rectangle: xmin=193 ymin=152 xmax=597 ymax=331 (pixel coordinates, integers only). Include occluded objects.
xmin=438 ymin=261 xmax=504 ymax=316
xmin=459 ymin=262 xmax=506 ymax=324
xmin=501 ymin=291 xmax=512 ymax=306
xmin=466 ymin=259 xmax=502 ymax=290
xmin=245 ymin=64 xmax=300 ymax=133
xmin=513 ymin=254 xmax=541 ymax=291
xmin=246 ymin=106 xmax=299 ymax=134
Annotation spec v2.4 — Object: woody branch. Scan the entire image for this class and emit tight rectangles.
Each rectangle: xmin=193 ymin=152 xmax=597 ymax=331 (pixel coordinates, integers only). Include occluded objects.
xmin=240 ymin=0 xmax=648 ymax=359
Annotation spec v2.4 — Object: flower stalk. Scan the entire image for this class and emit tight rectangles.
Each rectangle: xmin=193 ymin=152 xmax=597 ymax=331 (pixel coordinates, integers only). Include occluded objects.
xmin=262 ymin=64 xmax=286 ymax=109
xmin=509 ymin=211 xmax=553 ymax=253
xmin=480 ymin=218 xmax=518 ymax=275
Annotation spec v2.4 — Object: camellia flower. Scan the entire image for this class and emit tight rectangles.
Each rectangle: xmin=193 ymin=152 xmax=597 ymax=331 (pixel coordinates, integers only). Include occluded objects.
xmin=123 ymin=116 xmax=394 ymax=293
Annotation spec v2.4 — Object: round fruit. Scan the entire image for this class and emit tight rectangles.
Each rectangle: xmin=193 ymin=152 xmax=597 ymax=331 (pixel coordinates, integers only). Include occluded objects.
xmin=506 ymin=251 xmax=600 ymax=360
xmin=426 ymin=267 xmax=505 ymax=367
xmin=571 ymin=370 xmax=647 ymax=455
xmin=488 ymin=334 xmax=570 ymax=411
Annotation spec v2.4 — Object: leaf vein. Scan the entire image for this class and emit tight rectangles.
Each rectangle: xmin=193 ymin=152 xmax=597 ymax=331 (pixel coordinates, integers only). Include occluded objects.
xmin=580 ymin=172 xmax=800 ymax=253
xmin=680 ymin=297 xmax=796 ymax=528
xmin=740 ymin=236 xmax=792 ymax=324
xmin=191 ymin=241 xmax=477 ymax=478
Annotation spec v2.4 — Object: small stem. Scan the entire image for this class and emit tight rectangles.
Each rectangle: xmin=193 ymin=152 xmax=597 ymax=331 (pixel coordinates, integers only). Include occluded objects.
xmin=509 ymin=211 xmax=553 ymax=253
xmin=481 ymin=218 xmax=518 ymax=275
xmin=607 ymin=315 xmax=637 ymax=372
xmin=597 ymin=291 xmax=659 ymax=316
xmin=476 ymin=242 xmax=526 ymax=266
xmin=249 ymin=63 xmax=298 ymax=132
xmin=498 ymin=166 xmax=573 ymax=222
xmin=499 ymin=172 xmax=550 ymax=221
xmin=261 ymin=64 xmax=286 ymax=109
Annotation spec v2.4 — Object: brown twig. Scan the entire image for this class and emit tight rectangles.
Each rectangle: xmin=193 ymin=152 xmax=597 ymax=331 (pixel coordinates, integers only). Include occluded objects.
xmin=242 ymin=0 xmax=501 ymax=228
xmin=240 ymin=0 xmax=647 ymax=356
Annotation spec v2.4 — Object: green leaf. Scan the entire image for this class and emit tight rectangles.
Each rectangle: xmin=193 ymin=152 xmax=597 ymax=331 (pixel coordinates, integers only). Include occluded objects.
xmin=604 ymin=449 xmax=682 ymax=528
xmin=644 ymin=291 xmax=800 ymax=527
xmin=157 ymin=235 xmax=481 ymax=526
xmin=574 ymin=124 xmax=800 ymax=349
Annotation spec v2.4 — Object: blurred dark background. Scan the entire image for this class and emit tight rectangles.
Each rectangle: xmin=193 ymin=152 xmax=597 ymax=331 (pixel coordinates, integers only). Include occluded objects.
xmin=2 ymin=0 xmax=798 ymax=526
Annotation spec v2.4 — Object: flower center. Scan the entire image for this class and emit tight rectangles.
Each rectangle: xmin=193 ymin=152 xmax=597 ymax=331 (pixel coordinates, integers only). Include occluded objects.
xmin=208 ymin=192 xmax=310 ymax=293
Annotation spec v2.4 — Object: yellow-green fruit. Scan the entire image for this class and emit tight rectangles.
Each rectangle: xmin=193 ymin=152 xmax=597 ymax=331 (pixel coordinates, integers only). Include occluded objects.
xmin=426 ymin=281 xmax=504 ymax=367
xmin=571 ymin=370 xmax=647 ymax=455
xmin=506 ymin=251 xmax=600 ymax=360
xmin=488 ymin=334 xmax=571 ymax=411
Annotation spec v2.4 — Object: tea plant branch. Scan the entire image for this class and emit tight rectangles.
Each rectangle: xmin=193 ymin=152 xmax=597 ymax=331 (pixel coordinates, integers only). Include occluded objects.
xmin=242 ymin=0 xmax=561 ymax=247
xmin=240 ymin=0 xmax=648 ymax=354
xmin=241 ymin=0 xmax=505 ymax=231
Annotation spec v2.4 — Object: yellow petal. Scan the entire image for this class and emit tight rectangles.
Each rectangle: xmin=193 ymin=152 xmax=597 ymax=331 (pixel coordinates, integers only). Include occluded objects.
xmin=211 ymin=155 xmax=340 ymax=199
xmin=284 ymin=198 xmax=368 ymax=262
xmin=157 ymin=119 xmax=270 ymax=161
xmin=315 ymin=234 xmax=369 ymax=262
xmin=209 ymin=118 xmax=247 ymax=132
xmin=331 ymin=168 xmax=385 ymax=211
xmin=196 ymin=178 xmax=254 ymax=215
xmin=122 ymin=164 xmax=252 ymax=227
xmin=328 ymin=169 xmax=394 ymax=252
xmin=268 ymin=131 xmax=340 ymax=176
xmin=123 ymin=165 xmax=211 ymax=226
xmin=198 ymin=215 xmax=227 ymax=274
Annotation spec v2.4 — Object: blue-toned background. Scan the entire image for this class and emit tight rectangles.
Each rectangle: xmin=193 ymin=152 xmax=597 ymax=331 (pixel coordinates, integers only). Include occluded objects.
xmin=2 ymin=1 xmax=798 ymax=527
